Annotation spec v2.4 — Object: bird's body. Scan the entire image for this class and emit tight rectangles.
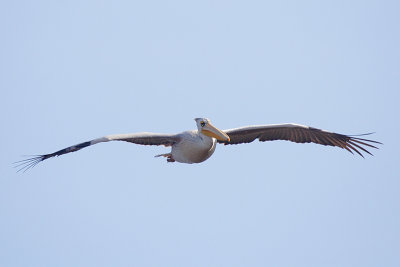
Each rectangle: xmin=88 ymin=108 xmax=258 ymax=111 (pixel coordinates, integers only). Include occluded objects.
xmin=169 ymin=130 xmax=217 ymax=163
xmin=15 ymin=118 xmax=381 ymax=172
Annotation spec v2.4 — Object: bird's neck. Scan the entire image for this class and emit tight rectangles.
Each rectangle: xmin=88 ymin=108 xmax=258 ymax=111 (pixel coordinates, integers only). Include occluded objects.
xmin=198 ymin=131 xmax=214 ymax=144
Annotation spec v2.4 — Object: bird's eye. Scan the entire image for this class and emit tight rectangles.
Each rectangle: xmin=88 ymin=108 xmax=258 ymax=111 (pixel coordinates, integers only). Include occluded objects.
xmin=200 ymin=121 xmax=206 ymax=127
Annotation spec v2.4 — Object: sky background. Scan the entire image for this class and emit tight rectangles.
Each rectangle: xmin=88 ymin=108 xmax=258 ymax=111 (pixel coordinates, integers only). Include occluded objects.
xmin=1 ymin=0 xmax=399 ymax=266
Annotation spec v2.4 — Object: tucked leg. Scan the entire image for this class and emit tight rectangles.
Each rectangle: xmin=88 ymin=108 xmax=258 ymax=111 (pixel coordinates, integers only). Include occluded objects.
xmin=155 ymin=153 xmax=175 ymax=162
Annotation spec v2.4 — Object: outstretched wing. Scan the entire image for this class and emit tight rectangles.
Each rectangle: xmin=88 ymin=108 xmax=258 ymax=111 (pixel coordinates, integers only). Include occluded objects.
xmin=15 ymin=132 xmax=180 ymax=172
xmin=218 ymin=123 xmax=381 ymax=156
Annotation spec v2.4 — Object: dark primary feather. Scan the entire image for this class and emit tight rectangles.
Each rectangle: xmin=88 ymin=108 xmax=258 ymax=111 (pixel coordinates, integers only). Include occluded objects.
xmin=14 ymin=141 xmax=93 ymax=172
xmin=218 ymin=125 xmax=381 ymax=157
xmin=14 ymin=155 xmax=49 ymax=173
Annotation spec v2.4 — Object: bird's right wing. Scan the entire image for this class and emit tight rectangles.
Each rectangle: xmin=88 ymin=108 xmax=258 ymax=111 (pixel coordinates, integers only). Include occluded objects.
xmin=15 ymin=132 xmax=180 ymax=172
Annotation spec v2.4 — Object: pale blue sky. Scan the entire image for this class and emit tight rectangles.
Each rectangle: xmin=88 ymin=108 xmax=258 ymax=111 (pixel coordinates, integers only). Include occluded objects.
xmin=1 ymin=0 xmax=399 ymax=266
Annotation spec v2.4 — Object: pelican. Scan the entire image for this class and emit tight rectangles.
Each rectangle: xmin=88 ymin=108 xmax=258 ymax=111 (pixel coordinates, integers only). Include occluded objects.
xmin=15 ymin=118 xmax=380 ymax=172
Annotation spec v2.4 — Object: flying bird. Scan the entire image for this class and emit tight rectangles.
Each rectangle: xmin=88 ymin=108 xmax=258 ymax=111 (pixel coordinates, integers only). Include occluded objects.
xmin=15 ymin=118 xmax=380 ymax=172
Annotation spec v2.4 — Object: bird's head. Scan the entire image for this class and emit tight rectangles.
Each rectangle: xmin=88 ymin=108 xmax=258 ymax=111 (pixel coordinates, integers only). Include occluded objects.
xmin=194 ymin=118 xmax=230 ymax=142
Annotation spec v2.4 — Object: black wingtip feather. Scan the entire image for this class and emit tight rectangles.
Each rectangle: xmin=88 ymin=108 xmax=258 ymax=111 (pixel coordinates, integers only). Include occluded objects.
xmin=13 ymin=154 xmax=52 ymax=173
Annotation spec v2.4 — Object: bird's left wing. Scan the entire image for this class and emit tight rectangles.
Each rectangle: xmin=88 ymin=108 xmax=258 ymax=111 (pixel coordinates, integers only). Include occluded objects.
xmin=218 ymin=123 xmax=381 ymax=157
xmin=15 ymin=132 xmax=180 ymax=172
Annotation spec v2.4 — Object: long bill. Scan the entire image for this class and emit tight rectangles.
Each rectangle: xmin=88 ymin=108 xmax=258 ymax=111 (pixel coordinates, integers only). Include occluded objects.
xmin=201 ymin=123 xmax=230 ymax=142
